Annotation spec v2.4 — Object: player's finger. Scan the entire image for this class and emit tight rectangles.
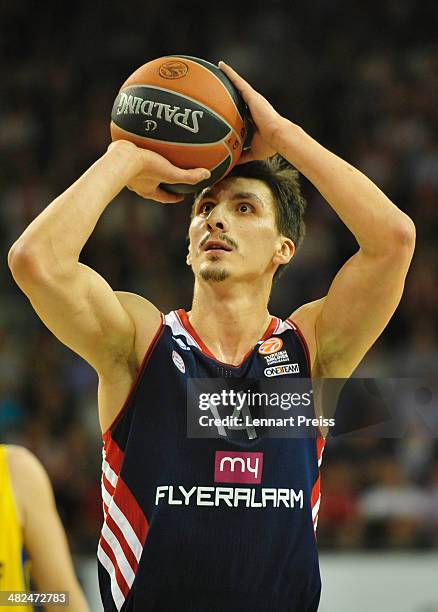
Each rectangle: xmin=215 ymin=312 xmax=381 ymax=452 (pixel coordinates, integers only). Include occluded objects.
xmin=153 ymin=188 xmax=185 ymax=204
xmin=160 ymin=165 xmax=211 ymax=186
xmin=218 ymin=61 xmax=254 ymax=98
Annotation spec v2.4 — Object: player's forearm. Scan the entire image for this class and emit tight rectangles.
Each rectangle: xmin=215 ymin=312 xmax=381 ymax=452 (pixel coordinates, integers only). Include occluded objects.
xmin=8 ymin=141 xmax=141 ymax=274
xmin=275 ymin=121 xmax=415 ymax=255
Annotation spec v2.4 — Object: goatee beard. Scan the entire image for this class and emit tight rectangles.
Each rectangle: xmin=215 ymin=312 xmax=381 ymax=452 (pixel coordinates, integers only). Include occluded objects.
xmin=199 ymin=268 xmax=230 ymax=282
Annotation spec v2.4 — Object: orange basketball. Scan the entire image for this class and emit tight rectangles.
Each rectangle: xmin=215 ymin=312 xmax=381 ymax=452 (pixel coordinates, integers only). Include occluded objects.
xmin=110 ymin=55 xmax=250 ymax=193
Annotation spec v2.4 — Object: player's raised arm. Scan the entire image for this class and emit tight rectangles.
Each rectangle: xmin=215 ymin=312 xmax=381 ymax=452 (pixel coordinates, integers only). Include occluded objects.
xmin=220 ymin=62 xmax=415 ymax=377
xmin=7 ymin=142 xmax=210 ymax=426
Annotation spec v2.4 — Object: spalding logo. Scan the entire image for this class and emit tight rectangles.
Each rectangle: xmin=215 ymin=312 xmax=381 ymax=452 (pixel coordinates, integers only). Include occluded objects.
xmin=258 ymin=337 xmax=284 ymax=356
xmin=115 ymin=92 xmax=204 ymax=134
xmin=172 ymin=350 xmax=186 ymax=373
xmin=159 ymin=61 xmax=188 ymax=79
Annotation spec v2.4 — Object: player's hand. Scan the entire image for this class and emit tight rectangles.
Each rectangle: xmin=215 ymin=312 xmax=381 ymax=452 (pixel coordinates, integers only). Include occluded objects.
xmin=219 ymin=61 xmax=286 ymax=164
xmin=107 ymin=141 xmax=210 ymax=203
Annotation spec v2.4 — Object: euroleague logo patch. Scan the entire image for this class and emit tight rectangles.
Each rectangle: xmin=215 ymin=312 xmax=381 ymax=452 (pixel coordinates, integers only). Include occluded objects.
xmin=258 ymin=337 xmax=283 ymax=356
xmin=159 ymin=61 xmax=188 ymax=79
xmin=172 ymin=350 xmax=186 ymax=373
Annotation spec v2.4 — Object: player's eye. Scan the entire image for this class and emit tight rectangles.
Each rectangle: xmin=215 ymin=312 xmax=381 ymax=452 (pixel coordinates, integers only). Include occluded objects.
xmin=199 ymin=202 xmax=214 ymax=215
xmin=237 ymin=203 xmax=254 ymax=213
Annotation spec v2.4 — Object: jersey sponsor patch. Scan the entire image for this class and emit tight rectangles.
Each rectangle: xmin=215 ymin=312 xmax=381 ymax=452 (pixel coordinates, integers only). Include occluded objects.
xmin=258 ymin=337 xmax=283 ymax=355
xmin=155 ymin=484 xmax=304 ymax=509
xmin=264 ymin=363 xmax=300 ymax=377
xmin=214 ymin=451 xmax=263 ymax=484
xmin=263 ymin=349 xmax=290 ymax=365
xmin=172 ymin=350 xmax=186 ymax=373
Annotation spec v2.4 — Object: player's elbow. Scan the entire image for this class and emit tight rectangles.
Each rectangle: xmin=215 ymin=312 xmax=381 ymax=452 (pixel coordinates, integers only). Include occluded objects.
xmin=379 ymin=213 xmax=416 ymax=263
xmin=8 ymin=241 xmax=37 ymax=283
xmin=8 ymin=240 xmax=66 ymax=288
xmin=391 ymin=213 xmax=416 ymax=252
xmin=8 ymin=241 xmax=47 ymax=290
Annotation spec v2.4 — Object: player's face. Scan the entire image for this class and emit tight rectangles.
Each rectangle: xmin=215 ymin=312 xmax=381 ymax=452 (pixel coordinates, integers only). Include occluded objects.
xmin=187 ymin=177 xmax=294 ymax=283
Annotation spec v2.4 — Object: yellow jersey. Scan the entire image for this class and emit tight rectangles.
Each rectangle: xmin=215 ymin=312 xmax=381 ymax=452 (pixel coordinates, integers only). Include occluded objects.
xmin=0 ymin=445 xmax=32 ymax=611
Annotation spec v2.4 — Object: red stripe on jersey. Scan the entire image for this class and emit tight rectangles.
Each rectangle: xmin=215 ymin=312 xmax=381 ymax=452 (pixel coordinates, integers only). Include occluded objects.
xmin=317 ymin=436 xmax=325 ymax=465
xmin=287 ymin=317 xmax=311 ymax=374
xmin=105 ymin=511 xmax=139 ymax=573
xmin=99 ymin=535 xmax=130 ymax=598
xmin=113 ymin=475 xmax=149 ymax=544
xmin=103 ymin=434 xmax=125 ymax=475
xmin=311 ymin=474 xmax=321 ymax=509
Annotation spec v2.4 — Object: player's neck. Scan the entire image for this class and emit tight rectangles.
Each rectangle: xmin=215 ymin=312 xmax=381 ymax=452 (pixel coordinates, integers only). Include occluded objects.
xmin=188 ymin=281 xmax=272 ymax=365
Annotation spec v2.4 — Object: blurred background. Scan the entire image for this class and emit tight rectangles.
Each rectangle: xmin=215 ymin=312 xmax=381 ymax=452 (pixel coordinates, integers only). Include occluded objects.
xmin=1 ymin=1 xmax=437 ymax=610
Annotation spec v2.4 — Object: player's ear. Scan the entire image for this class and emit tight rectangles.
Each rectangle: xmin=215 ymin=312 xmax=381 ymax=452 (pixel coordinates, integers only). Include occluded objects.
xmin=273 ymin=237 xmax=295 ymax=266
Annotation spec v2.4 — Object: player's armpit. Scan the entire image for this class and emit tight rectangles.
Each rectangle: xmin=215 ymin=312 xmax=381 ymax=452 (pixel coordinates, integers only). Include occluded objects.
xmin=312 ymin=243 xmax=414 ymax=377
xmin=289 ymin=298 xmax=326 ymax=376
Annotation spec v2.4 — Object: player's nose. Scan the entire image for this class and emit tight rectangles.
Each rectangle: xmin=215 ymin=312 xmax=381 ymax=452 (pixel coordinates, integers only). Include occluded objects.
xmin=206 ymin=204 xmax=229 ymax=233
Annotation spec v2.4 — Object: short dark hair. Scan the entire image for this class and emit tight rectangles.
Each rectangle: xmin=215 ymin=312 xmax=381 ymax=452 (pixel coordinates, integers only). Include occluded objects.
xmin=228 ymin=154 xmax=307 ymax=280
xmin=191 ymin=154 xmax=307 ymax=281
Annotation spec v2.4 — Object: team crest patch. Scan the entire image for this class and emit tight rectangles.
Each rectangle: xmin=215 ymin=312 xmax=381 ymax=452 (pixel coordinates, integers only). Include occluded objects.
xmin=258 ymin=337 xmax=283 ymax=355
xmin=172 ymin=350 xmax=185 ymax=373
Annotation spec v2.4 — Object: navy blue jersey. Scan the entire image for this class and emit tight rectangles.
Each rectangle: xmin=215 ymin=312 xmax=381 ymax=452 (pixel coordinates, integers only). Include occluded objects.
xmin=98 ymin=309 xmax=325 ymax=612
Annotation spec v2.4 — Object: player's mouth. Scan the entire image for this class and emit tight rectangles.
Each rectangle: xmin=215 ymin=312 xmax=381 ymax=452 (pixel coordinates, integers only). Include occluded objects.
xmin=203 ymin=240 xmax=233 ymax=254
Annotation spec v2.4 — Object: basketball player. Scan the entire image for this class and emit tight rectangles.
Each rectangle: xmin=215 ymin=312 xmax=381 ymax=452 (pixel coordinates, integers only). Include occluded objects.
xmin=0 ymin=444 xmax=89 ymax=611
xmin=7 ymin=62 xmax=415 ymax=611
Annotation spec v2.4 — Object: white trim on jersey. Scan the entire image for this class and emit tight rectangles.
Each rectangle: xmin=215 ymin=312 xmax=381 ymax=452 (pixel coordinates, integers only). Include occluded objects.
xmin=318 ymin=448 xmax=325 ymax=468
xmin=101 ymin=522 xmax=136 ymax=587
xmin=101 ymin=480 xmax=143 ymax=563
xmin=97 ymin=543 xmax=126 ymax=611
xmin=103 ymin=458 xmax=118 ymax=487
xmin=165 ymin=310 xmax=201 ymax=349
xmin=274 ymin=318 xmax=296 ymax=335
xmin=312 ymin=493 xmax=321 ymax=521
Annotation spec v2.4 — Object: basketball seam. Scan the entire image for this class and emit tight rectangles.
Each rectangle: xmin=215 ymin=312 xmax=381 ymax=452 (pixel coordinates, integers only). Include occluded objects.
xmin=118 ymin=84 xmax=244 ymax=146
xmin=219 ymin=140 xmax=234 ymax=180
xmin=111 ymin=122 xmax=233 ymax=148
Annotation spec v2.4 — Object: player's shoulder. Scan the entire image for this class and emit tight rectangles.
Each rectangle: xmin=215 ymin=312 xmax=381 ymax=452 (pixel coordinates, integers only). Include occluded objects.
xmin=6 ymin=445 xmax=51 ymax=527
xmin=6 ymin=445 xmax=50 ymax=490
xmin=6 ymin=444 xmax=39 ymax=474
xmin=115 ymin=291 xmax=160 ymax=319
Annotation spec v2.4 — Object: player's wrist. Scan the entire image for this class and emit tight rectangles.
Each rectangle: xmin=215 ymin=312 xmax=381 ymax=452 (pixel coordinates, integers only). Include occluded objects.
xmin=271 ymin=118 xmax=302 ymax=153
xmin=106 ymin=140 xmax=145 ymax=179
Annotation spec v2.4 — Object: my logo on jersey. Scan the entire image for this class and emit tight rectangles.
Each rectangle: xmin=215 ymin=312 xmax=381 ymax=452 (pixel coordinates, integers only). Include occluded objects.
xmin=214 ymin=451 xmax=263 ymax=484
xmin=264 ymin=363 xmax=300 ymax=377
xmin=263 ymin=349 xmax=290 ymax=365
xmin=258 ymin=337 xmax=283 ymax=355
xmin=172 ymin=350 xmax=186 ymax=373
xmin=172 ymin=336 xmax=191 ymax=351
